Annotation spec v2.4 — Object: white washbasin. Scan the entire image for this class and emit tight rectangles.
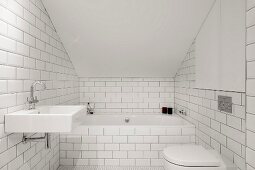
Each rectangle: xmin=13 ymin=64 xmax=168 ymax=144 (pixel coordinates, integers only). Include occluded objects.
xmin=5 ymin=105 xmax=86 ymax=133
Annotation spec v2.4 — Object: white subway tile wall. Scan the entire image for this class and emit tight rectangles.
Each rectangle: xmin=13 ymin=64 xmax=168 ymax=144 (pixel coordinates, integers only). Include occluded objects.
xmin=247 ymin=1 xmax=255 ymax=170
xmin=0 ymin=0 xmax=79 ymax=169
xmin=79 ymin=77 xmax=174 ymax=114
xmin=59 ymin=126 xmax=195 ymax=167
xmin=174 ymin=42 xmax=246 ymax=170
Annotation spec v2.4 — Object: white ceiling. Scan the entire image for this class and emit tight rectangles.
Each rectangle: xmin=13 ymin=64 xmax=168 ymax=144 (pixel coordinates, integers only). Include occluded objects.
xmin=43 ymin=0 xmax=214 ymax=77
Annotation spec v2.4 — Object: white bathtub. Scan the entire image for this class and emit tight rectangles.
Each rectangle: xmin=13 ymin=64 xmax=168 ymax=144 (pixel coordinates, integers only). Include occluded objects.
xmin=80 ymin=114 xmax=192 ymax=126
xmin=60 ymin=114 xmax=195 ymax=167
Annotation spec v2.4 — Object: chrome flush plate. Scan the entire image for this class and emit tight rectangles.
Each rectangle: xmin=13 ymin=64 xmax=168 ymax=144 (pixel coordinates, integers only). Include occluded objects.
xmin=218 ymin=95 xmax=232 ymax=113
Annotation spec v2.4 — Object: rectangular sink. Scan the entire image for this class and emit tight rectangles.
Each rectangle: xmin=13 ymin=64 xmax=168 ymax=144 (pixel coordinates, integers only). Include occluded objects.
xmin=5 ymin=105 xmax=86 ymax=133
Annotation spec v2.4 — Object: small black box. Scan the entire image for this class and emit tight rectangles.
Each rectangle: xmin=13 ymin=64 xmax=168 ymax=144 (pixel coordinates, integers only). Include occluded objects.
xmin=167 ymin=108 xmax=173 ymax=114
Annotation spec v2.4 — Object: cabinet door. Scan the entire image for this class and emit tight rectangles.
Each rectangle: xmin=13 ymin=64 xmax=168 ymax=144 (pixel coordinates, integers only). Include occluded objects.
xmin=220 ymin=0 xmax=245 ymax=92
xmin=196 ymin=0 xmax=245 ymax=92
xmin=196 ymin=0 xmax=221 ymax=90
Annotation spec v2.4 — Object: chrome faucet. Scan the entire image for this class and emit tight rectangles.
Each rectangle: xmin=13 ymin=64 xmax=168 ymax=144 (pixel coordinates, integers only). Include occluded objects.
xmin=87 ymin=102 xmax=94 ymax=114
xmin=27 ymin=81 xmax=46 ymax=110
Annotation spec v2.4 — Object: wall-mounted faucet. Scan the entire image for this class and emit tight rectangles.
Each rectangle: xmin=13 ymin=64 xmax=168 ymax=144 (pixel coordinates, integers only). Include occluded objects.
xmin=179 ymin=109 xmax=187 ymax=116
xmin=27 ymin=81 xmax=46 ymax=110
xmin=87 ymin=102 xmax=94 ymax=114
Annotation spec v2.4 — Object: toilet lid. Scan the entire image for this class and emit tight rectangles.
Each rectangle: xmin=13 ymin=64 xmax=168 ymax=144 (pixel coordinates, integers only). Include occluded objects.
xmin=163 ymin=145 xmax=221 ymax=167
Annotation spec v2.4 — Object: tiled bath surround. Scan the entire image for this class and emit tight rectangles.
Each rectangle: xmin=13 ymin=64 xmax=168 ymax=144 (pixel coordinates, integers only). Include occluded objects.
xmin=174 ymin=42 xmax=246 ymax=170
xmin=0 ymin=0 xmax=79 ymax=169
xmin=79 ymin=77 xmax=174 ymax=114
xmin=246 ymin=1 xmax=255 ymax=170
xmin=59 ymin=126 xmax=195 ymax=167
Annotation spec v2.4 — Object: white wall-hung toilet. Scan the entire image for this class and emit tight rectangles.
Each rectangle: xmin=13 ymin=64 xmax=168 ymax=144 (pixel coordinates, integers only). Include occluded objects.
xmin=163 ymin=145 xmax=236 ymax=170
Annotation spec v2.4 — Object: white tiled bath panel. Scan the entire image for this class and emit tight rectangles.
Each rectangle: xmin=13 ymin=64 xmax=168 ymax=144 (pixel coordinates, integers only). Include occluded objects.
xmin=0 ymin=0 xmax=79 ymax=169
xmin=246 ymin=1 xmax=255 ymax=170
xmin=174 ymin=41 xmax=246 ymax=170
xmin=59 ymin=126 xmax=195 ymax=167
xmin=79 ymin=77 xmax=174 ymax=114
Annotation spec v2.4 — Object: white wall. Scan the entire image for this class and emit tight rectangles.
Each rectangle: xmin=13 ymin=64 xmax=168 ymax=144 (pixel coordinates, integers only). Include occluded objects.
xmin=79 ymin=77 xmax=174 ymax=114
xmin=0 ymin=0 xmax=79 ymax=169
xmin=246 ymin=1 xmax=255 ymax=169
xmin=196 ymin=0 xmax=246 ymax=92
xmin=174 ymin=42 xmax=246 ymax=170
xmin=42 ymin=0 xmax=215 ymax=78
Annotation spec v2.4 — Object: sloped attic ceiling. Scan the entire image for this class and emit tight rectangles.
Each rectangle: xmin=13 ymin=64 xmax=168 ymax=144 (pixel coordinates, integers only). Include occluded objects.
xmin=42 ymin=0 xmax=214 ymax=77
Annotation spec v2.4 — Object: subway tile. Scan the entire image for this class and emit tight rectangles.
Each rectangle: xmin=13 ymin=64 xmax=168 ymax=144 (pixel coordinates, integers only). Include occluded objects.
xmin=247 ymin=130 xmax=255 ymax=150
xmin=8 ymin=80 xmax=23 ymax=93
xmin=89 ymin=127 xmax=103 ymax=136
xmin=247 ymin=0 xmax=255 ymax=10
xmin=120 ymin=159 xmax=135 ymax=166
xmin=246 ymin=148 xmax=255 ymax=168
xmin=66 ymin=135 xmax=82 ymax=143
xmin=16 ymin=42 xmax=29 ymax=56
xmin=89 ymin=159 xmax=104 ymax=165
xmin=0 ymin=93 xmax=16 ymax=108
xmin=120 ymin=144 xmax=135 ymax=151
xmin=88 ymin=144 xmax=104 ymax=151
xmin=221 ymin=125 xmax=245 ymax=145
xmin=24 ymin=146 xmax=36 ymax=162
xmin=82 ymin=151 xmax=97 ymax=158
xmin=136 ymin=159 xmax=150 ymax=166
xmin=113 ymin=136 xmax=127 ymax=144
xmin=0 ymin=35 xmax=16 ymax=52
xmin=113 ymin=151 xmax=127 ymax=158
xmin=66 ymin=151 xmax=82 ymax=158
xmin=0 ymin=137 xmax=7 ymax=153
xmin=247 ymin=43 xmax=255 ymax=61
xmin=7 ymin=25 xmax=23 ymax=42
xmin=0 ymin=65 xmax=16 ymax=79
xmin=247 ymin=61 xmax=255 ymax=78
xmin=227 ymin=138 xmax=242 ymax=156
xmin=7 ymin=155 xmax=23 ymax=170
xmin=0 ymin=147 xmax=16 ymax=168
xmin=128 ymin=136 xmax=143 ymax=143
xmin=0 ymin=80 xmax=7 ymax=94
xmin=104 ymin=127 xmax=119 ymax=136
xmin=97 ymin=136 xmax=112 ymax=143
xmin=151 ymin=127 xmax=166 ymax=135
xmin=227 ymin=115 xmax=242 ymax=130
xmin=120 ymin=127 xmax=135 ymax=136
xmin=97 ymin=151 xmax=112 ymax=158
xmin=136 ymin=144 xmax=150 ymax=151
xmin=247 ymin=113 xmax=255 ymax=132
xmin=143 ymin=136 xmax=158 ymax=144
xmin=7 ymin=53 xmax=23 ymax=67
xmin=247 ymin=96 xmax=255 ymax=113
xmin=128 ymin=151 xmax=143 ymax=158
xmin=74 ymin=144 xmax=88 ymax=151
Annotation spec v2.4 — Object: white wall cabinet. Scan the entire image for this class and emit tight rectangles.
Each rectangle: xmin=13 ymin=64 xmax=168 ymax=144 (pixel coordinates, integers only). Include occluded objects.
xmin=196 ymin=0 xmax=245 ymax=92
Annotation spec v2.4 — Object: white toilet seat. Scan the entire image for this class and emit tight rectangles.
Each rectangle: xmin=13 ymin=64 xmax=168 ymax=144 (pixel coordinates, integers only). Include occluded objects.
xmin=163 ymin=144 xmax=220 ymax=167
xmin=163 ymin=144 xmax=237 ymax=170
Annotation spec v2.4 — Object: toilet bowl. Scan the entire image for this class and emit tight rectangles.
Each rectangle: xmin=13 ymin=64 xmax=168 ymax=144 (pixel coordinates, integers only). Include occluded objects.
xmin=163 ymin=145 xmax=236 ymax=170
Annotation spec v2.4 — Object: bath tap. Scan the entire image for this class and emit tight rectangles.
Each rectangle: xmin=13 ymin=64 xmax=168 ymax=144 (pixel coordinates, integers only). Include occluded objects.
xmin=27 ymin=81 xmax=46 ymax=110
xmin=179 ymin=109 xmax=187 ymax=116
xmin=87 ymin=102 xmax=94 ymax=114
